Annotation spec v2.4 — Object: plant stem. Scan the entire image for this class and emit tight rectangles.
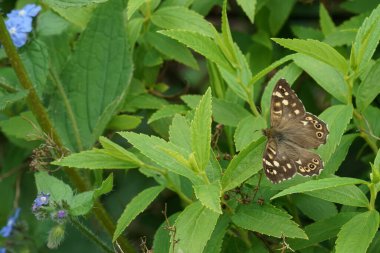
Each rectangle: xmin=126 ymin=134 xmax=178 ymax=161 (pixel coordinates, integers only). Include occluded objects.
xmin=368 ymin=183 xmax=377 ymax=210
xmin=70 ymin=217 xmax=114 ymax=253
xmin=0 ymin=16 xmax=136 ymax=253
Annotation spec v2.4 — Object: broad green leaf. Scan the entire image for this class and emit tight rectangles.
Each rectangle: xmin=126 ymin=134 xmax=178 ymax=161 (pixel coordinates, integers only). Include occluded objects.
xmin=193 ymin=180 xmax=222 ymax=214
xmin=273 ymin=38 xmax=348 ymax=74
xmin=356 ymin=60 xmax=380 ymax=111
xmin=336 ymin=211 xmax=379 ymax=253
xmin=234 ymin=115 xmax=266 ymax=152
xmin=172 ymin=201 xmax=220 ymax=253
xmin=35 ymin=172 xmax=73 ymax=202
xmin=181 ymin=94 xmax=201 ymax=109
xmin=127 ymin=17 xmax=144 ymax=47
xmin=123 ymin=93 xmax=169 ymax=112
xmin=148 ymin=105 xmax=188 ymax=124
xmin=49 ymin=0 xmax=133 ymax=151
xmin=44 ymin=3 xmax=95 ymax=29
xmin=152 ymin=213 xmax=180 ymax=253
xmin=52 ymin=149 xmax=138 ymax=169
xmin=288 ymin=212 xmax=358 ymax=250
xmin=213 ymin=98 xmax=251 ymax=127
xmin=20 ymin=40 xmax=48 ymax=98
xmin=43 ymin=0 xmax=107 ymax=7
xmin=159 ymin=30 xmax=231 ymax=70
xmin=340 ymin=0 xmax=380 ymax=14
xmin=205 ymin=150 xmax=223 ymax=183
xmin=107 ymin=114 xmax=142 ymax=131
xmin=36 ymin=11 xmax=70 ymax=36
xmin=232 ymin=203 xmax=307 ymax=239
xmin=268 ymin=0 xmax=296 ymax=35
xmin=324 ymin=30 xmax=357 ymax=47
xmin=191 ymin=88 xmax=212 ymax=172
xmin=120 ymin=132 xmax=202 ymax=184
xmin=127 ymin=0 xmax=145 ymax=19
xmin=237 ymin=0 xmax=256 ymax=23
xmin=0 ymin=90 xmax=28 ymax=110
xmin=146 ymin=32 xmax=198 ymax=69
xmin=292 ymin=194 xmax=338 ymax=221
xmin=222 ymin=138 xmax=265 ymax=191
xmin=113 ymin=185 xmax=164 ymax=241
xmin=368 ymin=231 xmax=380 ymax=253
xmin=152 ymin=6 xmax=215 ymax=37
xmin=69 ymin=191 xmax=94 ymax=215
xmin=0 ymin=111 xmax=40 ymax=141
xmin=322 ymin=134 xmax=358 ymax=175
xmin=291 ymin=25 xmax=324 ymax=40
xmin=260 ymin=62 xmax=302 ymax=119
xmin=306 ymin=185 xmax=369 ymax=207
xmin=271 ymin=177 xmax=367 ymax=199
xmin=319 ymin=4 xmax=335 ymax=36
xmin=94 ymin=173 xmax=113 ymax=198
xmin=318 ymin=105 xmax=353 ymax=163
xmin=293 ymin=54 xmax=349 ymax=103
xmin=203 ymin=215 xmax=230 ymax=253
xmin=350 ymin=4 xmax=380 ymax=72
xmin=169 ymin=115 xmax=192 ymax=154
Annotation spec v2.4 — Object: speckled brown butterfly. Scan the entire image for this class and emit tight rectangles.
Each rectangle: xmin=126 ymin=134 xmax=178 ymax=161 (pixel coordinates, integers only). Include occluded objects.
xmin=262 ymin=79 xmax=329 ymax=183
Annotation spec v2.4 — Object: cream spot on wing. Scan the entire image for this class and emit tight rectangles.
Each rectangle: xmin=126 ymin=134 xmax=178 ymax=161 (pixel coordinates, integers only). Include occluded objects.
xmin=282 ymin=167 xmax=287 ymax=172
xmin=292 ymin=103 xmax=296 ymax=107
xmin=286 ymin=163 xmax=292 ymax=168
xmin=273 ymin=161 xmax=280 ymax=167
xmin=285 ymin=92 xmax=289 ymax=96
xmin=268 ymin=147 xmax=276 ymax=155
xmin=273 ymin=110 xmax=282 ymax=114
xmin=275 ymin=92 xmax=283 ymax=98
xmin=296 ymin=159 xmax=302 ymax=164
xmin=294 ymin=109 xmax=300 ymax=115
xmin=275 ymin=102 xmax=281 ymax=107
xmin=301 ymin=121 xmax=308 ymax=125
xmin=282 ymin=99 xmax=289 ymax=105
xmin=273 ymin=170 xmax=277 ymax=175
xmin=268 ymin=154 xmax=273 ymax=159
xmin=265 ymin=160 xmax=273 ymax=166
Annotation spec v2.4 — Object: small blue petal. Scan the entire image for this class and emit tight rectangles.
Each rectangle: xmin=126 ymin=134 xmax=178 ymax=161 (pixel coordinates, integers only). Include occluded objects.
xmin=0 ymin=247 xmax=6 ymax=253
xmin=0 ymin=208 xmax=20 ymax=238
xmin=33 ymin=192 xmax=50 ymax=208
xmin=23 ymin=4 xmax=42 ymax=17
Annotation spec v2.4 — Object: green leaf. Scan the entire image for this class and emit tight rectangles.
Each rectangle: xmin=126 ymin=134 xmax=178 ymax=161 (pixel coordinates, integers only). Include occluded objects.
xmin=159 ymin=30 xmax=230 ymax=70
xmin=306 ymin=185 xmax=369 ymax=207
xmin=123 ymin=93 xmax=169 ymax=112
xmin=69 ymin=191 xmax=94 ymax=216
xmin=336 ymin=211 xmax=379 ymax=253
xmin=191 ymin=88 xmax=212 ymax=171
xmin=0 ymin=90 xmax=28 ymax=111
xmin=368 ymin=231 xmax=380 ymax=253
xmin=35 ymin=172 xmax=73 ymax=203
xmin=356 ymin=60 xmax=380 ymax=111
xmin=49 ymin=0 xmax=133 ymax=151
xmin=232 ymin=203 xmax=307 ymax=239
xmin=206 ymin=151 xmax=223 ymax=183
xmin=293 ymin=54 xmax=349 ymax=103
xmin=222 ymin=138 xmax=265 ymax=191
xmin=148 ymin=105 xmax=188 ymax=124
xmin=291 ymin=25 xmax=324 ymax=40
xmin=237 ymin=0 xmax=256 ymax=23
xmin=193 ymin=180 xmax=222 ymax=214
xmin=146 ymin=32 xmax=198 ymax=69
xmin=107 ymin=114 xmax=142 ymax=131
xmin=0 ymin=111 xmax=40 ymax=141
xmin=113 ymin=185 xmax=164 ymax=241
xmin=292 ymin=194 xmax=338 ymax=221
xmin=44 ymin=3 xmax=95 ymax=29
xmin=288 ymin=212 xmax=358 ymax=250
xmin=127 ymin=0 xmax=145 ymax=19
xmin=318 ymin=105 xmax=353 ymax=163
xmin=319 ymin=4 xmax=336 ymax=36
xmin=99 ymin=136 xmax=142 ymax=165
xmin=350 ymin=4 xmax=380 ymax=72
xmin=268 ymin=0 xmax=296 ymax=35
xmin=172 ymin=201 xmax=220 ymax=253
xmin=273 ymin=38 xmax=348 ymax=74
xmin=120 ymin=132 xmax=202 ymax=184
xmin=271 ymin=177 xmax=367 ymax=200
xmin=20 ymin=40 xmax=49 ymax=98
xmin=94 ymin=173 xmax=114 ymax=198
xmin=43 ymin=0 xmax=107 ymax=8
xmin=234 ymin=115 xmax=266 ymax=152
xmin=169 ymin=114 xmax=192 ymax=154
xmin=52 ymin=149 xmax=138 ymax=169
xmin=152 ymin=6 xmax=216 ymax=37
xmin=322 ymin=134 xmax=358 ymax=175
xmin=203 ymin=215 xmax=230 ymax=253
xmin=213 ymin=98 xmax=251 ymax=127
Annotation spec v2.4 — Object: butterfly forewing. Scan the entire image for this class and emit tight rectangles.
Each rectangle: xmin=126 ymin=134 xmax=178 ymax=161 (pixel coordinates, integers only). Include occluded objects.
xmin=263 ymin=78 xmax=329 ymax=183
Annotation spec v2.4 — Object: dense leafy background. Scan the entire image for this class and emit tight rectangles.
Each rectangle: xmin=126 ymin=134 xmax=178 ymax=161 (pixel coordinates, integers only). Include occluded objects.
xmin=1 ymin=0 xmax=380 ymax=252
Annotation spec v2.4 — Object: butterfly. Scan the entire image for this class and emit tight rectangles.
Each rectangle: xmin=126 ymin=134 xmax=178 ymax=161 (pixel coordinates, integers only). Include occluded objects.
xmin=262 ymin=78 xmax=329 ymax=183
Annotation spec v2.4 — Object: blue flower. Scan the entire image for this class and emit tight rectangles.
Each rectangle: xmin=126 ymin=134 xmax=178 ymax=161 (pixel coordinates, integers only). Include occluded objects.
xmin=56 ymin=210 xmax=67 ymax=219
xmin=5 ymin=17 xmax=32 ymax=48
xmin=0 ymin=247 xmax=6 ymax=253
xmin=7 ymin=4 xmax=42 ymax=20
xmin=0 ymin=208 xmax=20 ymax=238
xmin=32 ymin=192 xmax=50 ymax=211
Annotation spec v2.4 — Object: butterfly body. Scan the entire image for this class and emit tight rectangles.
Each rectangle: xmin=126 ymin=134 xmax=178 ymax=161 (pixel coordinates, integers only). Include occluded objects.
xmin=262 ymin=79 xmax=329 ymax=183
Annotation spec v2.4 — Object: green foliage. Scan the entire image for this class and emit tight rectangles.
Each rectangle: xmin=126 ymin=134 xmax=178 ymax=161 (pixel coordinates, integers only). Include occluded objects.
xmin=2 ymin=0 xmax=380 ymax=252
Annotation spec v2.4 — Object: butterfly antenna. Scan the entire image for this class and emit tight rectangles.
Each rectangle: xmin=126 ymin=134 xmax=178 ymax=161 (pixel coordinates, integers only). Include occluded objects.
xmin=361 ymin=114 xmax=380 ymax=140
